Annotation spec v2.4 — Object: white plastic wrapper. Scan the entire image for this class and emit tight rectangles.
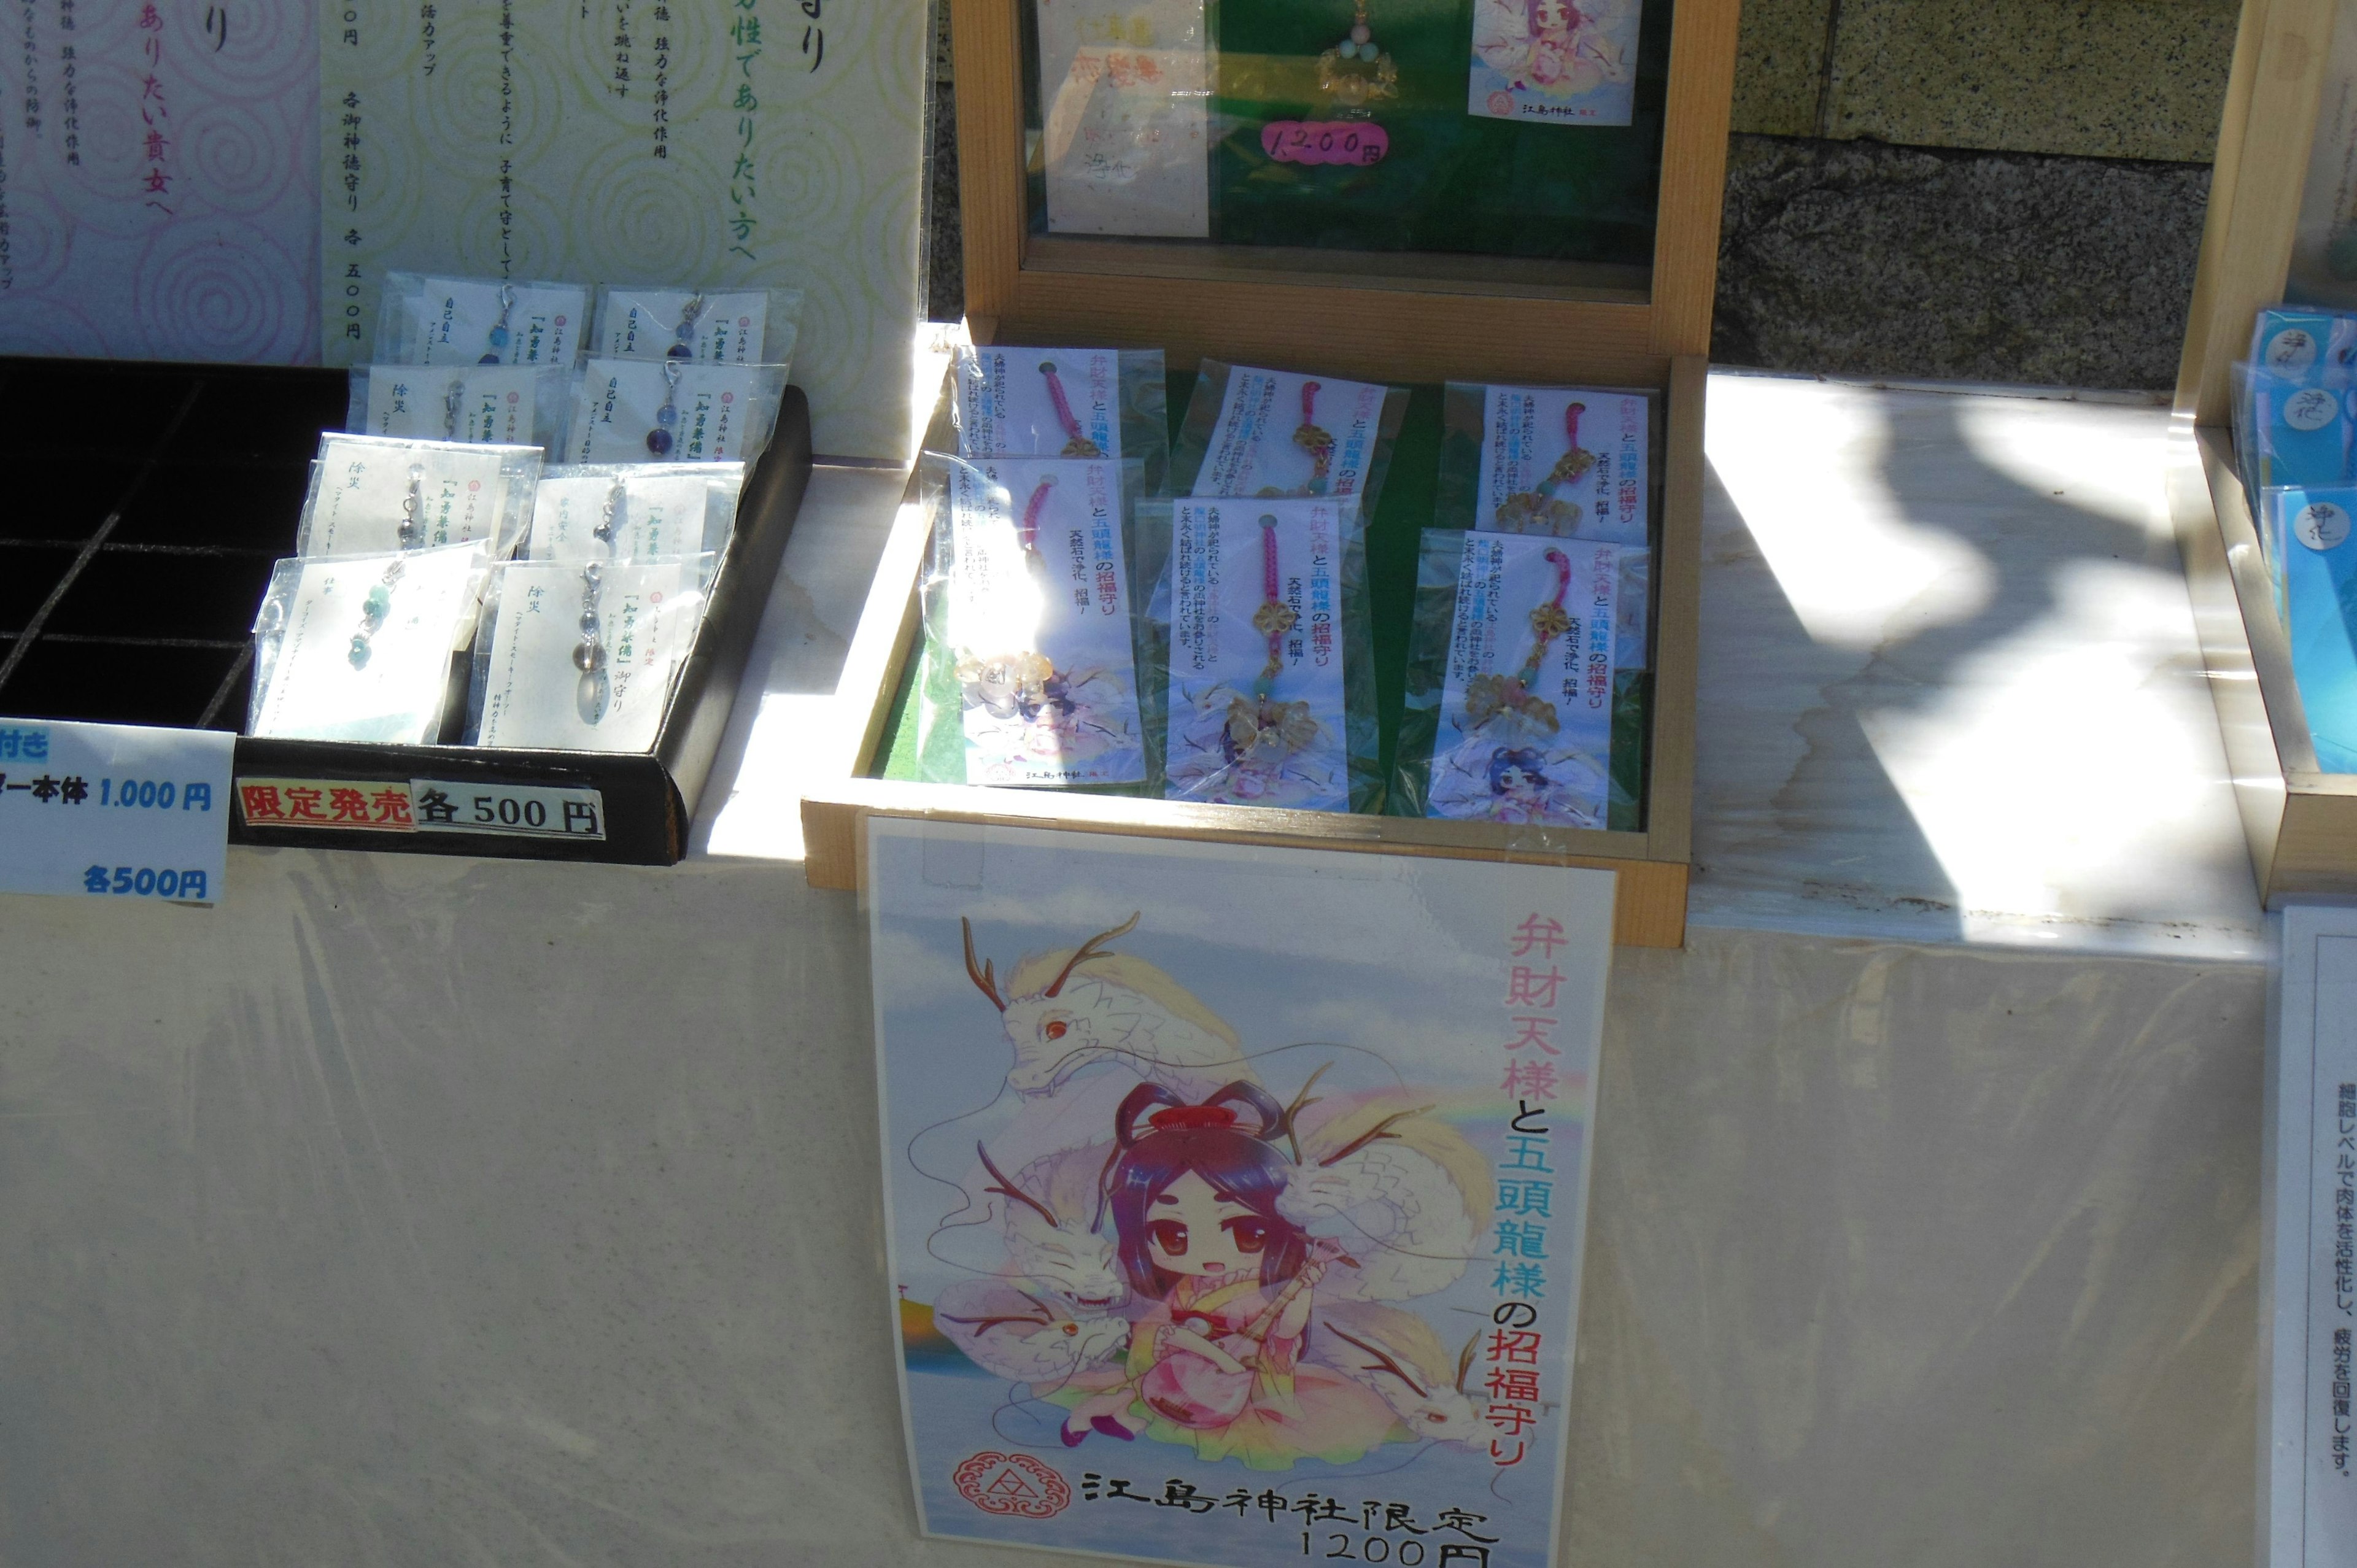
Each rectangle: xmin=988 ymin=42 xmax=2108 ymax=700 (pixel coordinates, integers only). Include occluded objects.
xmin=466 ymin=555 xmax=715 ymax=753
xmin=950 ymin=345 xmax=1170 ymax=492
xmin=590 ymin=285 xmax=803 ymax=368
xmin=1145 ymin=495 xmax=1380 ymax=811
xmin=247 ymin=541 xmax=492 ymax=744
xmin=563 ymin=360 xmax=789 ymax=466
xmin=916 ymin=454 xmax=1150 ymax=788
xmin=295 ymin=434 xmax=542 ymax=561
xmin=345 ymin=365 xmax=573 ymax=449
xmin=373 ymin=272 xmax=590 ymax=367
xmin=524 ymin=463 xmax=744 ymax=563
xmin=1171 ymin=358 xmax=1409 ymax=504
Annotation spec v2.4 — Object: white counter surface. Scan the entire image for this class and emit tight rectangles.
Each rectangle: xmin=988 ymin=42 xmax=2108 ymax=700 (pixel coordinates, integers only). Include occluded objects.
xmin=0 ymin=372 xmax=2267 ymax=1567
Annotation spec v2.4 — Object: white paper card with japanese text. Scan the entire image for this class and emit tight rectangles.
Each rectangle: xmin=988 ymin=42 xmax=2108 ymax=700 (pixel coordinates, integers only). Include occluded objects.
xmin=1166 ymin=498 xmax=1355 ymax=809
xmin=471 ymin=558 xmax=711 ymax=753
xmin=356 ymin=366 xmax=561 ymax=446
xmin=958 ymin=347 xmax=1126 ymax=461
xmin=2266 ymin=907 xmax=2357 ymax=1568
xmin=0 ymin=720 xmax=233 ymax=904
xmin=1430 ymin=532 xmax=1617 ymax=827
xmin=1037 ymin=0 xmax=1212 ymax=238
xmin=1194 ymin=368 xmax=1388 ymax=501
xmin=942 ymin=457 xmax=1147 ymax=787
xmin=1474 ymin=386 xmax=1648 ymax=546
xmin=869 ymin=819 xmax=1612 ymax=1568
xmin=393 ymin=280 xmax=589 ymax=366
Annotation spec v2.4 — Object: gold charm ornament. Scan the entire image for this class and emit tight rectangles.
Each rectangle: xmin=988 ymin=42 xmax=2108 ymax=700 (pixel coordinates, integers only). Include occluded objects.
xmin=1317 ymin=0 xmax=1397 ymax=115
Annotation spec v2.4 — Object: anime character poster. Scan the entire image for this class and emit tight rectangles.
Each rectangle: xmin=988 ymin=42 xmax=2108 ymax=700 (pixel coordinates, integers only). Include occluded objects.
xmin=1465 ymin=0 xmax=1640 ymax=126
xmin=869 ymin=820 xmax=1614 ymax=1568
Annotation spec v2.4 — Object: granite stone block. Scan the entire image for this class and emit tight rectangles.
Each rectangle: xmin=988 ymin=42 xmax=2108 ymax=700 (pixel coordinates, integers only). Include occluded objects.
xmin=1825 ymin=0 xmax=2237 ymax=163
xmin=1714 ymin=134 xmax=2212 ymax=389
xmin=1733 ymin=0 xmax=1835 ymax=137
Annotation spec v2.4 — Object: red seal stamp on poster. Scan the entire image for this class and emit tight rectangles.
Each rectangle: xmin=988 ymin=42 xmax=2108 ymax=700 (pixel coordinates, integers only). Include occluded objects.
xmin=1487 ymin=90 xmax=1514 ymax=115
xmin=952 ymin=1451 xmax=1072 ymax=1518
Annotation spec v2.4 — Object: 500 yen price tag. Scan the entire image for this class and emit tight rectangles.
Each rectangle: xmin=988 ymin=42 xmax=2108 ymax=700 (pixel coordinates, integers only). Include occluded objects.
xmin=0 ymin=719 xmax=234 ymax=903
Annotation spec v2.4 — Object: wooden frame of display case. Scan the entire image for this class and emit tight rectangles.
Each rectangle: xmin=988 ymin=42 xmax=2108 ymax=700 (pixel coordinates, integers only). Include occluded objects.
xmin=799 ymin=0 xmax=1743 ymax=948
xmin=2168 ymin=0 xmax=2357 ymax=905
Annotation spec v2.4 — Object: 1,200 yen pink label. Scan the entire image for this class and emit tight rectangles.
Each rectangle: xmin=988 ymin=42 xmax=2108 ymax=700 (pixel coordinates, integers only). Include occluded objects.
xmin=1260 ymin=120 xmax=1390 ymax=166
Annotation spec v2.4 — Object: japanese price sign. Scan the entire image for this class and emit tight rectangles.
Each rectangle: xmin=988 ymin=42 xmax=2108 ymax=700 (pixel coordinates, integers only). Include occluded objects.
xmin=0 ymin=720 xmax=233 ymax=903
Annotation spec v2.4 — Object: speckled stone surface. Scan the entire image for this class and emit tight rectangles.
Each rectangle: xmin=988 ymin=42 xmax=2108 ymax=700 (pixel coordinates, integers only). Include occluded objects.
xmin=1714 ymin=134 xmax=2212 ymax=390
xmin=1825 ymin=0 xmax=2238 ymax=163
xmin=1730 ymin=0 xmax=1834 ymax=137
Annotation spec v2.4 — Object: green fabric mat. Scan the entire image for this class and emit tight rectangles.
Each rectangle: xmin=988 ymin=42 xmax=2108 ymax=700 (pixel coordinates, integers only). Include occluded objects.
xmin=874 ymin=370 xmax=1649 ymax=830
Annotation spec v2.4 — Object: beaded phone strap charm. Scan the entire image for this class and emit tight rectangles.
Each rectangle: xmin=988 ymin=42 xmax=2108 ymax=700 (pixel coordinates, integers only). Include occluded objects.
xmin=1223 ymin=514 xmax=1320 ymax=765
xmin=1495 ymin=402 xmax=1593 ymax=532
xmin=1015 ymin=474 xmax=1056 ymax=573
xmin=479 ymin=284 xmax=516 ymax=364
xmin=349 ymin=463 xmax=427 ymax=669
xmin=1317 ymin=0 xmax=1397 ymax=114
xmin=668 ymin=293 xmax=706 ymax=361
xmin=646 ymin=359 xmax=685 ymax=455
xmin=1038 ymin=360 xmax=1102 ymax=457
xmin=574 ymin=562 xmax=613 ymax=724
xmin=1464 ymin=546 xmax=1571 ymax=731
xmin=1293 ymin=382 xmax=1335 ymax=496
xmin=442 ymin=375 xmax=468 ymax=442
xmin=592 ymin=476 xmax=626 ymax=555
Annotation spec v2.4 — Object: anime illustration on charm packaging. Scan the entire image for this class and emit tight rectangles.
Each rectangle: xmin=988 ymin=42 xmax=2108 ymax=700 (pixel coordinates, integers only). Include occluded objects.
xmin=874 ymin=822 xmax=1610 ymax=1568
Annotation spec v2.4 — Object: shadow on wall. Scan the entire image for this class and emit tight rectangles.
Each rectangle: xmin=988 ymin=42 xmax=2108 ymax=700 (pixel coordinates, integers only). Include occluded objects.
xmin=1713 ymin=135 xmax=2215 ymax=393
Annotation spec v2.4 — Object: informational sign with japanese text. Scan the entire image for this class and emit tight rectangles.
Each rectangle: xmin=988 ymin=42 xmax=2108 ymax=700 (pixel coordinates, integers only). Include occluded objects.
xmin=0 ymin=719 xmax=233 ymax=903
xmin=868 ymin=820 xmax=1614 ymax=1568
xmin=2267 ymin=908 xmax=2357 ymax=1568
xmin=0 ymin=0 xmax=322 ymax=361
xmin=0 ymin=0 xmax=923 ymax=459
xmin=322 ymin=0 xmax=924 ymax=459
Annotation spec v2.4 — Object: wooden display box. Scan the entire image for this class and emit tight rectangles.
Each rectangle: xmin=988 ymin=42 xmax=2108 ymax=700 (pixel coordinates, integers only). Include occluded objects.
xmin=799 ymin=0 xmax=1741 ymax=946
xmin=2168 ymin=0 xmax=2357 ymax=905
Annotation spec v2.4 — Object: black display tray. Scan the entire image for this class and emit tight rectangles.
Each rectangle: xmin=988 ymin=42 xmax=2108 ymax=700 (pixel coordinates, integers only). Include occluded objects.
xmin=0 ymin=357 xmax=812 ymax=865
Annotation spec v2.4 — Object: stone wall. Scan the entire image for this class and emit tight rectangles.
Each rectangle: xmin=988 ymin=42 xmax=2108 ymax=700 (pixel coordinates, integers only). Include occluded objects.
xmin=1715 ymin=0 xmax=2235 ymax=388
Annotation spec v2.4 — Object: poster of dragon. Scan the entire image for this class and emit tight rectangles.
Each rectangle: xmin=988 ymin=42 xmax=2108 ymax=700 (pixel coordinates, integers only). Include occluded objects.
xmin=867 ymin=820 xmax=1615 ymax=1568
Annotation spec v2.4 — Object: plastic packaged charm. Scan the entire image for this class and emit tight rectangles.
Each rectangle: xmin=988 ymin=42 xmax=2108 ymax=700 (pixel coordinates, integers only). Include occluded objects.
xmin=346 ymin=365 xmax=571 ymax=449
xmin=247 ymin=541 xmax=492 ymax=744
xmin=2267 ymin=484 xmax=2357 ymax=771
xmin=468 ymin=555 xmax=714 ymax=752
xmin=564 ymin=358 xmax=789 ymax=465
xmin=922 ymin=454 xmax=1148 ymax=787
xmin=1393 ymin=528 xmax=1619 ymax=827
xmin=374 ymin=272 xmax=589 ymax=366
xmin=1151 ymin=496 xmax=1377 ymax=810
xmin=296 ymin=434 xmax=542 ymax=560
xmin=1447 ymin=380 xmax=1651 ymax=544
xmin=592 ymin=285 xmax=803 ymax=367
xmin=951 ymin=345 xmax=1171 ymax=492
xmin=525 ymin=463 xmax=744 ymax=562
xmin=2237 ymin=364 xmax=2354 ymax=507
xmin=1438 ymin=379 xmax=1655 ymax=670
xmin=2251 ymin=307 xmax=2357 ymax=381
xmin=1173 ymin=360 xmax=1407 ymax=504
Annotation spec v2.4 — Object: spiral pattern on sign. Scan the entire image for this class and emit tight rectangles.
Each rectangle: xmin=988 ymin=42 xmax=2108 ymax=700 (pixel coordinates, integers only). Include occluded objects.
xmin=134 ymin=218 xmax=308 ymax=363
xmin=565 ymin=149 xmax=721 ymax=284
xmin=176 ymin=98 xmax=302 ymax=217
